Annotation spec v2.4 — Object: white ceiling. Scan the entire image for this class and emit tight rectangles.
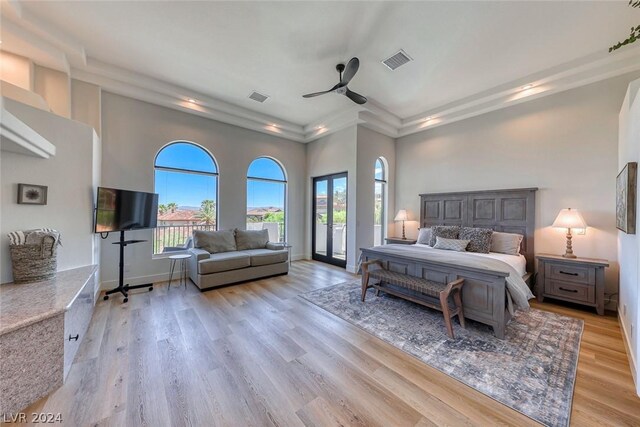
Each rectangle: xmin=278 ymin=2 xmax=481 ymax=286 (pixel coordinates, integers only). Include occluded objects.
xmin=5 ymin=1 xmax=640 ymax=128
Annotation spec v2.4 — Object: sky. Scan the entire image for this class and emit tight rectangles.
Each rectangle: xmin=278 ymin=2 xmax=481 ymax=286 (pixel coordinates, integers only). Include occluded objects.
xmin=155 ymin=143 xmax=286 ymax=209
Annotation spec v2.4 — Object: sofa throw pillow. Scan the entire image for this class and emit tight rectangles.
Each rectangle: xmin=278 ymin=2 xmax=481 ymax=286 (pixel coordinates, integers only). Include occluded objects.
xmin=235 ymin=229 xmax=269 ymax=250
xmin=459 ymin=227 xmax=493 ymax=253
xmin=193 ymin=229 xmax=237 ymax=254
xmin=429 ymin=225 xmax=460 ymax=247
xmin=417 ymin=228 xmax=432 ymax=245
xmin=490 ymin=231 xmax=524 ymax=255
xmin=433 ymin=237 xmax=470 ymax=252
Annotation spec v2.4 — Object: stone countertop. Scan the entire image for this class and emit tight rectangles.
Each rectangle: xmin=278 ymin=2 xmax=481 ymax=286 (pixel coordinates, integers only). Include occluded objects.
xmin=0 ymin=265 xmax=97 ymax=336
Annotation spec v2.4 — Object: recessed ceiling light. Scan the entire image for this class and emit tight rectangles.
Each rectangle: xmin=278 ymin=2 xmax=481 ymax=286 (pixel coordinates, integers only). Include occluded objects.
xmin=187 ymin=98 xmax=196 ymax=103
xmin=521 ymin=84 xmax=533 ymax=91
xmin=424 ymin=117 xmax=432 ymax=122
xmin=316 ymin=125 xmax=325 ymax=130
xmin=270 ymin=123 xmax=278 ymax=128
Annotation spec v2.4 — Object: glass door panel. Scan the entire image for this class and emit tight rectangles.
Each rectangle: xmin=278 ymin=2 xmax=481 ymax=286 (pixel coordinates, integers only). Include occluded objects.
xmin=331 ymin=176 xmax=347 ymax=261
xmin=312 ymin=173 xmax=347 ymax=268
xmin=314 ymin=179 xmax=328 ymax=257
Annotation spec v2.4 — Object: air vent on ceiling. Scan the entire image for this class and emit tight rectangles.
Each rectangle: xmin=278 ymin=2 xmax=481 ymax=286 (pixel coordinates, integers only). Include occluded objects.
xmin=248 ymin=91 xmax=269 ymax=103
xmin=381 ymin=49 xmax=413 ymax=71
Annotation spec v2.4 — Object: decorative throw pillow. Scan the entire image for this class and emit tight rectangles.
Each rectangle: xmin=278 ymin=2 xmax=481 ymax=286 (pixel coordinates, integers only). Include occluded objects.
xmin=193 ymin=229 xmax=237 ymax=254
xmin=490 ymin=231 xmax=524 ymax=255
xmin=235 ymin=229 xmax=269 ymax=250
xmin=417 ymin=228 xmax=432 ymax=245
xmin=429 ymin=225 xmax=460 ymax=247
xmin=433 ymin=236 xmax=470 ymax=252
xmin=459 ymin=227 xmax=493 ymax=254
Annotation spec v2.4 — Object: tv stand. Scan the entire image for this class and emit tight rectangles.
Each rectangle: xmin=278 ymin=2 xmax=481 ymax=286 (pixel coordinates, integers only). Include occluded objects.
xmin=103 ymin=230 xmax=153 ymax=303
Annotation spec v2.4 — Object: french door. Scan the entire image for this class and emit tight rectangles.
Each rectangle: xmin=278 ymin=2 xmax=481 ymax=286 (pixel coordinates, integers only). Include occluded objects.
xmin=312 ymin=173 xmax=348 ymax=268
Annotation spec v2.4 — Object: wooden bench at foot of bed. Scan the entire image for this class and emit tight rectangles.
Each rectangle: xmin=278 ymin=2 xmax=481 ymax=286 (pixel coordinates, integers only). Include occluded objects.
xmin=361 ymin=259 xmax=466 ymax=339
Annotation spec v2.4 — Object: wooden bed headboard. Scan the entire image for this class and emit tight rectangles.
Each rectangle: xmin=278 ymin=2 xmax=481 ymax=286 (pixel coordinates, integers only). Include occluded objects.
xmin=419 ymin=188 xmax=538 ymax=272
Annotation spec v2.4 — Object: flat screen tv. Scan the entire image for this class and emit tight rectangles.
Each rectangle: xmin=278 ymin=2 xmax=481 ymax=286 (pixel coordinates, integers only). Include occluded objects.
xmin=95 ymin=187 xmax=159 ymax=233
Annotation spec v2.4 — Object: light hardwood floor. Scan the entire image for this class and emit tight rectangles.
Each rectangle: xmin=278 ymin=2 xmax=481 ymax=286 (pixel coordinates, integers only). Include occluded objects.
xmin=12 ymin=261 xmax=640 ymax=426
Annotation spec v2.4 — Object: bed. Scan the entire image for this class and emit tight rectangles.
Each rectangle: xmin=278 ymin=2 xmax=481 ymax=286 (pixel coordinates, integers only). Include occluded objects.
xmin=360 ymin=187 xmax=537 ymax=339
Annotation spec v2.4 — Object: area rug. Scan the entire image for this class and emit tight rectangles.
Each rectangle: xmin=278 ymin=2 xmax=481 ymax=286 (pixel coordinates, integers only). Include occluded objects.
xmin=300 ymin=281 xmax=583 ymax=427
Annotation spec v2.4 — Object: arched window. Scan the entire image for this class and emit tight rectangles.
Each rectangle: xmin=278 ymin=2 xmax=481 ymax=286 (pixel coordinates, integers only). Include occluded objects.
xmin=246 ymin=157 xmax=287 ymax=243
xmin=154 ymin=142 xmax=218 ymax=254
xmin=374 ymin=157 xmax=387 ymax=246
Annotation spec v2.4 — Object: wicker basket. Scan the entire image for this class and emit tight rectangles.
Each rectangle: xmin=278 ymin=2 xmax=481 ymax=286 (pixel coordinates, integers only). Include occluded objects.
xmin=9 ymin=236 xmax=58 ymax=284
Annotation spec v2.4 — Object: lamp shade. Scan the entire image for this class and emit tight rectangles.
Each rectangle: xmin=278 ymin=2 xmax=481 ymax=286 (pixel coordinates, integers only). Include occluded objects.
xmin=394 ymin=209 xmax=409 ymax=221
xmin=552 ymin=208 xmax=587 ymax=229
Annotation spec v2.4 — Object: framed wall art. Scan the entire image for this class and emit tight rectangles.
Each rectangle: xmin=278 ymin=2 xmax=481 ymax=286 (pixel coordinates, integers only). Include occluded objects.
xmin=17 ymin=183 xmax=48 ymax=205
xmin=616 ymin=162 xmax=637 ymax=234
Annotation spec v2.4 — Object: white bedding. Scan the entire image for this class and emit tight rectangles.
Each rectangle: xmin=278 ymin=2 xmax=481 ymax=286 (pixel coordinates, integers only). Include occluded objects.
xmin=413 ymin=243 xmax=527 ymax=277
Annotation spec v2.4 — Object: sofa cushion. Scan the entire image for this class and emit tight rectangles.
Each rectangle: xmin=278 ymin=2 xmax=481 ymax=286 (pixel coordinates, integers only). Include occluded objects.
xmin=235 ymin=229 xmax=269 ymax=250
xmin=243 ymin=248 xmax=289 ymax=267
xmin=193 ymin=229 xmax=237 ymax=253
xmin=198 ymin=251 xmax=250 ymax=274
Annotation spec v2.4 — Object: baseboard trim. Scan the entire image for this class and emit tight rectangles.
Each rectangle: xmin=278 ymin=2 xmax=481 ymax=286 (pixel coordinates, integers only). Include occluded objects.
xmin=619 ymin=310 xmax=639 ymax=396
xmin=100 ymin=272 xmax=172 ymax=290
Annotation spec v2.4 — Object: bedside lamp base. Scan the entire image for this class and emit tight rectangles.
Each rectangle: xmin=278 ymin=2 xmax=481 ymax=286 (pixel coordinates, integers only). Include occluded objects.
xmin=562 ymin=230 xmax=577 ymax=259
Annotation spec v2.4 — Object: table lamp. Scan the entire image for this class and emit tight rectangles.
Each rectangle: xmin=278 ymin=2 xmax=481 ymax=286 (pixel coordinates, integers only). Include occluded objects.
xmin=394 ymin=209 xmax=409 ymax=239
xmin=552 ymin=208 xmax=587 ymax=258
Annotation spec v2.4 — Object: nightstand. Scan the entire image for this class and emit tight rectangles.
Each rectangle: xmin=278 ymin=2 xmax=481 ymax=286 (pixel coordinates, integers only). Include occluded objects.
xmin=385 ymin=237 xmax=417 ymax=245
xmin=535 ymin=253 xmax=609 ymax=315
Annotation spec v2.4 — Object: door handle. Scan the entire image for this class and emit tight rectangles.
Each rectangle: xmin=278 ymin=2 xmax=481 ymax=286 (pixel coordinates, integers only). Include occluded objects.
xmin=68 ymin=334 xmax=79 ymax=341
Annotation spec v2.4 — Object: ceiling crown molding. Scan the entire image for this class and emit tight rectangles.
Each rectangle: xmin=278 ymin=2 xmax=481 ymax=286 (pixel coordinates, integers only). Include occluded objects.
xmin=3 ymin=3 xmax=640 ymax=144
xmin=396 ymin=46 xmax=640 ymax=137
xmin=73 ymin=58 xmax=308 ymax=142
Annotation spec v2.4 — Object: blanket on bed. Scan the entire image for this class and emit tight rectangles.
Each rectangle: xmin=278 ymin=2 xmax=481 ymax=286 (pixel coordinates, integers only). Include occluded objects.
xmin=362 ymin=244 xmax=534 ymax=314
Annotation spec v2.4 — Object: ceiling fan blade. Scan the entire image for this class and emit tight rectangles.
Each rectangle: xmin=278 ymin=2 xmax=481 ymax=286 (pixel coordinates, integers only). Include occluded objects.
xmin=302 ymin=90 xmax=332 ymax=98
xmin=341 ymin=57 xmax=360 ymax=84
xmin=346 ymin=89 xmax=367 ymax=105
xmin=302 ymin=83 xmax=341 ymax=98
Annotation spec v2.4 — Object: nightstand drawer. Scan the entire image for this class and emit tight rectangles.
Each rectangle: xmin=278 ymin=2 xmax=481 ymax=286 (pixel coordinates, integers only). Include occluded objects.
xmin=545 ymin=263 xmax=595 ymax=285
xmin=544 ymin=279 xmax=595 ymax=304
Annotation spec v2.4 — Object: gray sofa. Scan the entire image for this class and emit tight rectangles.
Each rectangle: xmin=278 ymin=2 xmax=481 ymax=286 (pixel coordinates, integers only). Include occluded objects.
xmin=188 ymin=229 xmax=288 ymax=291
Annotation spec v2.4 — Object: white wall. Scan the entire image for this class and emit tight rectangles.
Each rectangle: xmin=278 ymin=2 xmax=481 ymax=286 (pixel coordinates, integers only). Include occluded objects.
xmin=618 ymin=78 xmax=640 ymax=396
xmin=99 ymin=92 xmax=307 ymax=287
xmin=305 ymin=126 xmax=358 ymax=271
xmin=71 ymin=79 xmax=101 ymax=137
xmin=395 ymin=72 xmax=640 ymax=311
xmin=356 ymin=125 xmax=396 ymax=251
xmin=33 ymin=65 xmax=70 ymax=118
xmin=0 ymin=52 xmax=32 ymax=90
xmin=1 ymin=99 xmax=99 ymax=284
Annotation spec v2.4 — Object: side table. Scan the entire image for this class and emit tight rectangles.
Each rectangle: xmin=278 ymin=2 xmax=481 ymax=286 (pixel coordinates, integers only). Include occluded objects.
xmin=168 ymin=253 xmax=192 ymax=289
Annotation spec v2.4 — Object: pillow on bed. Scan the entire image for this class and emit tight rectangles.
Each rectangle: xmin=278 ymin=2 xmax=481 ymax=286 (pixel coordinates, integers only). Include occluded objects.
xmin=459 ymin=227 xmax=493 ymax=254
xmin=490 ymin=231 xmax=523 ymax=255
xmin=429 ymin=226 xmax=460 ymax=246
xmin=433 ymin=236 xmax=470 ymax=252
xmin=417 ymin=228 xmax=432 ymax=245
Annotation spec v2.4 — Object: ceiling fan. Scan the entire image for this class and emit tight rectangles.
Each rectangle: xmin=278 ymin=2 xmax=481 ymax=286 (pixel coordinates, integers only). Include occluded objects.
xmin=302 ymin=57 xmax=367 ymax=105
